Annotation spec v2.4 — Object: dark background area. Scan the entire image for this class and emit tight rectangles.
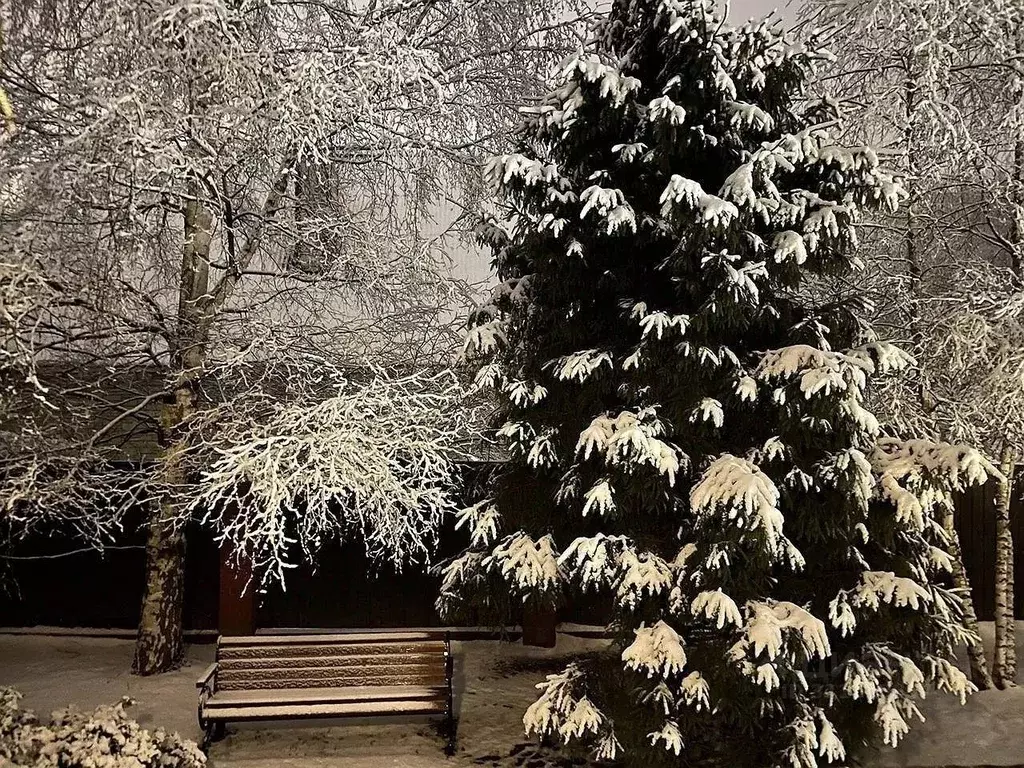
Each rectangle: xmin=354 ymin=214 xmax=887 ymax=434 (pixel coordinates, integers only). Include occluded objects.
xmin=1 ymin=473 xmax=1021 ymax=630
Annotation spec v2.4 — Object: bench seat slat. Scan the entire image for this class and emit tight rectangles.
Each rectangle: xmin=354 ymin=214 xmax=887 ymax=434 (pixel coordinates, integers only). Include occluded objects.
xmin=218 ymin=632 xmax=443 ymax=646
xmin=202 ymin=699 xmax=445 ymax=722
xmin=218 ymin=654 xmax=441 ymax=671
xmin=204 ymin=685 xmax=446 ymax=708
xmin=218 ymin=642 xmax=444 ymax=660
xmin=217 ymin=672 xmax=446 ymax=690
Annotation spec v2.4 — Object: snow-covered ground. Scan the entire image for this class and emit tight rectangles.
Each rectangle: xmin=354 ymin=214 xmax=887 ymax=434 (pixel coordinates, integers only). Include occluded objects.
xmin=1 ymin=625 xmax=1022 ymax=767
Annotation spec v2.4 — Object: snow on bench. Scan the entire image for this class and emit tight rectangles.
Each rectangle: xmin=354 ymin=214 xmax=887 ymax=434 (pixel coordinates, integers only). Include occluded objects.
xmin=196 ymin=631 xmax=456 ymax=754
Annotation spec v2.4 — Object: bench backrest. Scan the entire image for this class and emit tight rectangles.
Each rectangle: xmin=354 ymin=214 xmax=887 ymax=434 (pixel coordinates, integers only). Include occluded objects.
xmin=215 ymin=632 xmax=448 ymax=691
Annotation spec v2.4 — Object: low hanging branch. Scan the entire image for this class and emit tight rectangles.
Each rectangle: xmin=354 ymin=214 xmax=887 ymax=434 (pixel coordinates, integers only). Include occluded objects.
xmin=191 ymin=365 xmax=479 ymax=587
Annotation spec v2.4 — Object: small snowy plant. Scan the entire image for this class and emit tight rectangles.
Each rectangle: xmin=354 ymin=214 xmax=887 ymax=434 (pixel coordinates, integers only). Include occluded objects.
xmin=438 ymin=1 xmax=994 ymax=766
xmin=0 ymin=687 xmax=206 ymax=767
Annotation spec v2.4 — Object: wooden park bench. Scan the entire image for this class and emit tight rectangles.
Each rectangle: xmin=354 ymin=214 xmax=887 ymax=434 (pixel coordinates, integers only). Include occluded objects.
xmin=196 ymin=631 xmax=456 ymax=754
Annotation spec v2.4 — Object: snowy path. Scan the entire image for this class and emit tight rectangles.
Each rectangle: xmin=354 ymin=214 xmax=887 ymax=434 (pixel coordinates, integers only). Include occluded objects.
xmin=2 ymin=627 xmax=1022 ymax=766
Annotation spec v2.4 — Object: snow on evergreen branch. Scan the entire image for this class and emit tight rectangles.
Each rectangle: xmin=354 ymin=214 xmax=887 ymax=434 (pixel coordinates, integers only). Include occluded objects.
xmin=690 ymin=455 xmax=789 ymax=560
xmin=454 ymin=500 xmax=501 ymax=548
xmin=550 ymin=349 xmax=614 ymax=383
xmin=558 ymin=533 xmax=630 ymax=591
xmin=733 ymin=600 xmax=831 ymax=663
xmin=622 ymin=620 xmax=688 ymax=678
xmin=617 ymin=550 xmax=674 ymax=609
xmin=691 ymin=588 xmax=744 ymax=629
xmin=575 ymin=409 xmax=684 ymax=484
xmin=647 ymin=720 xmax=684 ymax=755
xmin=579 ymin=185 xmax=637 ymax=234
xmin=523 ymin=663 xmax=621 ymax=760
xmin=484 ymin=532 xmax=562 ymax=598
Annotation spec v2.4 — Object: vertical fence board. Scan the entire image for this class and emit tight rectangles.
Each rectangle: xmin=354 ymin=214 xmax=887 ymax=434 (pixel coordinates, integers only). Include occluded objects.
xmin=953 ymin=469 xmax=1023 ymax=621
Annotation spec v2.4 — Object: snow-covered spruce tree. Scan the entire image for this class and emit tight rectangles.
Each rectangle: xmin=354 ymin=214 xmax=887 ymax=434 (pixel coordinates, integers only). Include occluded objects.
xmin=438 ymin=1 xmax=997 ymax=765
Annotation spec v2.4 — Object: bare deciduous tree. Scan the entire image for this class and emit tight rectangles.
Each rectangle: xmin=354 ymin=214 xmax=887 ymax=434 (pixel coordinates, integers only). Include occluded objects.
xmin=0 ymin=0 xmax=589 ymax=674
xmin=802 ymin=0 xmax=1024 ymax=688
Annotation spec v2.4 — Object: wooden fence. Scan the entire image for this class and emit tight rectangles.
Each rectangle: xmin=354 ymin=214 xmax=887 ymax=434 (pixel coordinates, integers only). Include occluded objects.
xmin=953 ymin=466 xmax=1024 ymax=620
xmin=1 ymin=469 xmax=1021 ymax=631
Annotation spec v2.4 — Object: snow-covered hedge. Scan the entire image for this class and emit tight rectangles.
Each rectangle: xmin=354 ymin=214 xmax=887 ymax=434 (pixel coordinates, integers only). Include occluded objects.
xmin=0 ymin=687 xmax=205 ymax=767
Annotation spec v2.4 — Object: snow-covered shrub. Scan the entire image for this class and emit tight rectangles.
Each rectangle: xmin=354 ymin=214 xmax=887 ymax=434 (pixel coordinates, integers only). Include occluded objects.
xmin=0 ymin=687 xmax=205 ymax=767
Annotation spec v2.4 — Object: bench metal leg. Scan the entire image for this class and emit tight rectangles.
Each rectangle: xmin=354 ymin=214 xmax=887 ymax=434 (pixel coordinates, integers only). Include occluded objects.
xmin=200 ymin=721 xmax=225 ymax=754
xmin=443 ymin=631 xmax=456 ymax=756
xmin=444 ymin=713 xmax=457 ymax=757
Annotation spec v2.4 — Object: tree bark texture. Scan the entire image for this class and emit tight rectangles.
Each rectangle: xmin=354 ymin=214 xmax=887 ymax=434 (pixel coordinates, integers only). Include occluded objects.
xmin=993 ymin=444 xmax=1018 ymax=689
xmin=132 ymin=495 xmax=187 ymax=675
xmin=942 ymin=507 xmax=994 ymax=689
xmin=133 ymin=196 xmax=212 ymax=675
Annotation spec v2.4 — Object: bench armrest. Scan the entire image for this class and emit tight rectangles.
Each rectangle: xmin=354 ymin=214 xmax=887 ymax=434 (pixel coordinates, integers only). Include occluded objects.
xmin=196 ymin=663 xmax=217 ymax=691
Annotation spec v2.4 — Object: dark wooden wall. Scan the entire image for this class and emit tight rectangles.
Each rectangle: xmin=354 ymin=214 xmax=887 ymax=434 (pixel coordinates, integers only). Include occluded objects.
xmin=2 ymin=469 xmax=1020 ymax=630
xmin=953 ymin=467 xmax=1024 ymax=621
xmin=254 ymin=517 xmax=467 ymax=629
xmin=0 ymin=516 xmax=219 ymax=630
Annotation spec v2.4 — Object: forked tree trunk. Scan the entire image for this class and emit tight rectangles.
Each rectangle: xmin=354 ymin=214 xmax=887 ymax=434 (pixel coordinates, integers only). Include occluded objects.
xmin=993 ymin=443 xmax=1018 ymax=689
xmin=942 ymin=507 xmax=993 ymax=689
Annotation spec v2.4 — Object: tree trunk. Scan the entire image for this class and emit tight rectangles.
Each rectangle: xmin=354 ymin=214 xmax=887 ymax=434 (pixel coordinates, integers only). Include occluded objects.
xmin=133 ymin=194 xmax=212 ymax=675
xmin=942 ymin=506 xmax=994 ymax=689
xmin=133 ymin=495 xmax=187 ymax=675
xmin=993 ymin=443 xmax=1018 ymax=689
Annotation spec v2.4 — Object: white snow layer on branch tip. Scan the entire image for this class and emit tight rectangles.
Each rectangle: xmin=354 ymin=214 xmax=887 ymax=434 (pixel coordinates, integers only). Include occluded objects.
xmin=623 ymin=620 xmax=688 ymax=678
xmin=782 ymin=710 xmax=847 ymax=767
xmin=637 ymin=308 xmax=690 ymax=340
xmin=617 ymin=550 xmax=674 ymax=609
xmin=756 ymin=345 xmax=870 ymax=399
xmin=575 ymin=408 xmax=683 ymax=484
xmin=485 ymin=153 xmax=559 ymax=189
xmin=648 ymin=95 xmax=687 ymax=125
xmin=558 ymin=533 xmax=630 ymax=591
xmin=550 ymin=349 xmax=614 ymax=383
xmin=559 ymin=53 xmax=641 ymax=107
xmin=579 ymin=185 xmax=637 ymax=234
xmin=734 ymin=600 xmax=831 ymax=663
xmin=193 ymin=369 xmax=471 ymax=585
xmin=771 ymin=231 xmax=809 ymax=264
xmin=691 ymin=397 xmax=724 ymax=428
xmin=484 ymin=532 xmax=562 ymax=597
xmin=504 ymin=379 xmax=548 ymax=407
xmin=659 ymin=174 xmax=739 ymax=228
xmin=454 ymin=500 xmax=501 ymax=548
xmin=870 ymin=438 xmax=997 ymax=494
xmin=648 ymin=720 xmax=684 ymax=756
xmin=726 ymin=101 xmax=775 ymax=132
xmin=691 ymin=589 xmax=743 ymax=629
xmin=690 ymin=455 xmax=789 ymax=559
xmin=463 ymin=319 xmax=507 ymax=358
xmin=524 ymin=662 xmax=621 ymax=759
xmin=582 ymin=479 xmax=615 ymax=516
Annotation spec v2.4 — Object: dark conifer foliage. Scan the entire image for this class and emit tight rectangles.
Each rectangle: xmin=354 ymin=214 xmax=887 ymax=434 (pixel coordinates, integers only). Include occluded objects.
xmin=440 ymin=1 xmax=995 ymax=765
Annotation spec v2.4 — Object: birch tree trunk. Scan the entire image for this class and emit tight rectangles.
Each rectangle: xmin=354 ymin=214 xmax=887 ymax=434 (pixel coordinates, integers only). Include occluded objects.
xmin=133 ymin=197 xmax=212 ymax=675
xmin=942 ymin=507 xmax=994 ymax=688
xmin=993 ymin=442 xmax=1018 ymax=688
xmin=993 ymin=28 xmax=1024 ymax=690
xmin=132 ymin=465 xmax=188 ymax=674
